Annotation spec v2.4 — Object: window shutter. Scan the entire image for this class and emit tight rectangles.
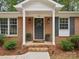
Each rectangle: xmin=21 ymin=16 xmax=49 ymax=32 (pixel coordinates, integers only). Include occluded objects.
xmin=55 ymin=17 xmax=59 ymax=36
xmin=70 ymin=17 xmax=75 ymax=36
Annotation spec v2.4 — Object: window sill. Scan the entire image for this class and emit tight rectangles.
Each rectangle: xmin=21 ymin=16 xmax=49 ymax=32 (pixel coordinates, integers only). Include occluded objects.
xmin=5 ymin=35 xmax=18 ymax=37
xmin=58 ymin=36 xmax=70 ymax=38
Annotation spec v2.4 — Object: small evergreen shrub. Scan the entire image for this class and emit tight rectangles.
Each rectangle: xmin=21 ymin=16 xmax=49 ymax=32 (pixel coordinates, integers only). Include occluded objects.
xmin=0 ymin=34 xmax=5 ymax=46
xmin=3 ymin=39 xmax=17 ymax=50
xmin=45 ymin=34 xmax=51 ymax=41
xmin=60 ymin=40 xmax=74 ymax=51
xmin=26 ymin=33 xmax=31 ymax=41
xmin=70 ymin=35 xmax=79 ymax=48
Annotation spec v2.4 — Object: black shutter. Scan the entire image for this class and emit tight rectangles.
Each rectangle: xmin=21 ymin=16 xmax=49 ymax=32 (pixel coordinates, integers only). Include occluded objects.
xmin=55 ymin=17 xmax=59 ymax=36
xmin=70 ymin=17 xmax=75 ymax=36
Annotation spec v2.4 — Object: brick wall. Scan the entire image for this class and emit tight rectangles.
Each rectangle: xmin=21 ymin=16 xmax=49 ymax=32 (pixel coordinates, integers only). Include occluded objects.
xmin=26 ymin=17 xmax=33 ymax=39
xmin=75 ymin=17 xmax=79 ymax=35
xmin=17 ymin=17 xmax=23 ymax=48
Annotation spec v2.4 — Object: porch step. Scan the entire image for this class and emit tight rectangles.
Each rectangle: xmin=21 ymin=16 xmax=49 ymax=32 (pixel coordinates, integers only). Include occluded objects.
xmin=27 ymin=44 xmax=49 ymax=52
xmin=28 ymin=47 xmax=48 ymax=52
xmin=25 ymin=42 xmax=53 ymax=52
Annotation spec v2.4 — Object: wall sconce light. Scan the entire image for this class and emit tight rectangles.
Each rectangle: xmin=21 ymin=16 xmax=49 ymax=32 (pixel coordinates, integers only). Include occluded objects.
xmin=28 ymin=18 xmax=31 ymax=24
xmin=46 ymin=18 xmax=50 ymax=24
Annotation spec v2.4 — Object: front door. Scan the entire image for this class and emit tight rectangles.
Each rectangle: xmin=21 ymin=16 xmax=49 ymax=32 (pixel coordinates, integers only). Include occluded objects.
xmin=34 ymin=18 xmax=44 ymax=41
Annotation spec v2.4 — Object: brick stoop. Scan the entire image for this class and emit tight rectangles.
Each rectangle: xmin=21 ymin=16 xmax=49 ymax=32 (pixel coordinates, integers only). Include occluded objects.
xmin=27 ymin=44 xmax=55 ymax=53
xmin=26 ymin=44 xmax=51 ymax=52
xmin=23 ymin=42 xmax=55 ymax=55
xmin=28 ymin=46 xmax=48 ymax=52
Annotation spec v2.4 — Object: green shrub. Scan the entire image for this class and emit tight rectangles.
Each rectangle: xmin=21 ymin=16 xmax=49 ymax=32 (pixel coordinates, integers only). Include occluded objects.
xmin=60 ymin=40 xmax=74 ymax=51
xmin=4 ymin=39 xmax=17 ymax=50
xmin=70 ymin=35 xmax=79 ymax=48
xmin=0 ymin=35 xmax=5 ymax=46
xmin=26 ymin=33 xmax=31 ymax=41
xmin=45 ymin=34 xmax=51 ymax=41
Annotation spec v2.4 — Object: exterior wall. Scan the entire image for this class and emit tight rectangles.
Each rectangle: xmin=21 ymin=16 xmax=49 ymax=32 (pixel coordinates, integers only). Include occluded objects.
xmin=45 ymin=17 xmax=52 ymax=41
xmin=17 ymin=17 xmax=23 ymax=48
xmin=26 ymin=17 xmax=33 ymax=40
xmin=75 ymin=17 xmax=79 ymax=35
xmin=4 ymin=17 xmax=23 ymax=48
xmin=25 ymin=17 xmax=52 ymax=41
xmin=5 ymin=16 xmax=79 ymax=46
xmin=55 ymin=37 xmax=67 ymax=45
xmin=55 ymin=17 xmax=79 ymax=45
xmin=45 ymin=17 xmax=52 ymax=34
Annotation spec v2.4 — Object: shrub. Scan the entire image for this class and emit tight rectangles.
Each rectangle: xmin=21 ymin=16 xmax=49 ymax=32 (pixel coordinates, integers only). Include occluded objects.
xmin=60 ymin=40 xmax=74 ymax=51
xmin=3 ymin=39 xmax=17 ymax=50
xmin=70 ymin=35 xmax=79 ymax=48
xmin=45 ymin=34 xmax=51 ymax=41
xmin=26 ymin=33 xmax=31 ymax=41
xmin=0 ymin=34 xmax=5 ymax=46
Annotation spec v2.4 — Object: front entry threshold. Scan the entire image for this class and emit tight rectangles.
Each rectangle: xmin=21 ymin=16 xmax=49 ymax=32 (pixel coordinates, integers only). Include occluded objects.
xmin=33 ymin=39 xmax=44 ymax=43
xmin=25 ymin=41 xmax=52 ymax=46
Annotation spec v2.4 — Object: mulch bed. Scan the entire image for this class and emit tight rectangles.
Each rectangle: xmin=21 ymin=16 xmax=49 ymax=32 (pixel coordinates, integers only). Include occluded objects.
xmin=0 ymin=46 xmax=28 ymax=56
xmin=0 ymin=44 xmax=79 ymax=59
xmin=50 ymin=46 xmax=79 ymax=59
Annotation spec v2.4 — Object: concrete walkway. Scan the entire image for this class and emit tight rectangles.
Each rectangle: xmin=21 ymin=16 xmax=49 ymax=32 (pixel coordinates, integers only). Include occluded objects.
xmin=0 ymin=52 xmax=50 ymax=59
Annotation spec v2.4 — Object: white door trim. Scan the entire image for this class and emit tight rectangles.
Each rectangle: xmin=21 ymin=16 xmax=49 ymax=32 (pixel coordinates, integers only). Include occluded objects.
xmin=33 ymin=17 xmax=45 ymax=41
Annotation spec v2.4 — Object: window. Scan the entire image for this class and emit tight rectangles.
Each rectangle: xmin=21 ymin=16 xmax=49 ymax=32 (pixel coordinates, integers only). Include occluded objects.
xmin=10 ymin=18 xmax=17 ymax=35
xmin=0 ymin=18 xmax=17 ymax=35
xmin=59 ymin=18 xmax=68 ymax=29
xmin=0 ymin=18 xmax=8 ymax=35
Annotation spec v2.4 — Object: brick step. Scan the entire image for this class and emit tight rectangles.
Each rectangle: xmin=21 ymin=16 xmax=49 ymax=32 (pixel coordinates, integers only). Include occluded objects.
xmin=28 ymin=47 xmax=48 ymax=52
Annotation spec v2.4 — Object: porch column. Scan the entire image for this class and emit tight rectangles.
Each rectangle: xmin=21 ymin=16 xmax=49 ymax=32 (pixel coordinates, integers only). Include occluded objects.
xmin=22 ymin=9 xmax=26 ymax=45
xmin=52 ymin=10 xmax=55 ymax=45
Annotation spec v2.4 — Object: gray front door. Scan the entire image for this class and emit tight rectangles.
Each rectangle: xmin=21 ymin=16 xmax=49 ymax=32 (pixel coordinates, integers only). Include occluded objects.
xmin=34 ymin=18 xmax=44 ymax=40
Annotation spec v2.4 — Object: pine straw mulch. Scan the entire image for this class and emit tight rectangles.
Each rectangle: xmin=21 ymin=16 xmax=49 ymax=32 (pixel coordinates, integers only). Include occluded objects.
xmin=50 ymin=46 xmax=79 ymax=59
xmin=0 ymin=45 xmax=28 ymax=56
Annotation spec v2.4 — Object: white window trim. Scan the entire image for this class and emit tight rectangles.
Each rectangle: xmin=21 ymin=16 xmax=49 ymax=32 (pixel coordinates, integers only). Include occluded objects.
xmin=8 ymin=18 xmax=10 ymax=36
xmin=0 ymin=18 xmax=18 ymax=37
xmin=59 ymin=17 xmax=70 ymax=36
xmin=0 ymin=18 xmax=8 ymax=35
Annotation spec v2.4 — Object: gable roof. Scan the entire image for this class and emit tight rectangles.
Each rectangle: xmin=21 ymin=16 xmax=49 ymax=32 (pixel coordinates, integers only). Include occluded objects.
xmin=14 ymin=0 xmax=64 ymax=8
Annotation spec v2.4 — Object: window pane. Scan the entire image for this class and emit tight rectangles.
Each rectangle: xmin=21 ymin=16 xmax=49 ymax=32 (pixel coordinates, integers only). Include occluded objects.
xmin=10 ymin=18 xmax=17 ymax=35
xmin=0 ymin=18 xmax=8 ymax=34
xmin=10 ymin=18 xmax=17 ymax=24
xmin=60 ymin=18 xmax=68 ymax=29
xmin=10 ymin=25 xmax=17 ymax=34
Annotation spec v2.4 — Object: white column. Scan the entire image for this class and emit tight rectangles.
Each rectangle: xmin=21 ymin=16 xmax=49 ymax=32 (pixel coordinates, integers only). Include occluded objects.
xmin=52 ymin=10 xmax=55 ymax=45
xmin=23 ymin=9 xmax=26 ymax=45
xmin=8 ymin=18 xmax=10 ymax=36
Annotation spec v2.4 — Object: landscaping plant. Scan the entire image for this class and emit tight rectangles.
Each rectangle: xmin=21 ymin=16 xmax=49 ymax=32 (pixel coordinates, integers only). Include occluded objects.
xmin=70 ymin=35 xmax=79 ymax=49
xmin=26 ymin=33 xmax=31 ymax=41
xmin=60 ymin=40 xmax=74 ymax=51
xmin=45 ymin=34 xmax=51 ymax=41
xmin=3 ymin=39 xmax=17 ymax=50
xmin=0 ymin=34 xmax=5 ymax=46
